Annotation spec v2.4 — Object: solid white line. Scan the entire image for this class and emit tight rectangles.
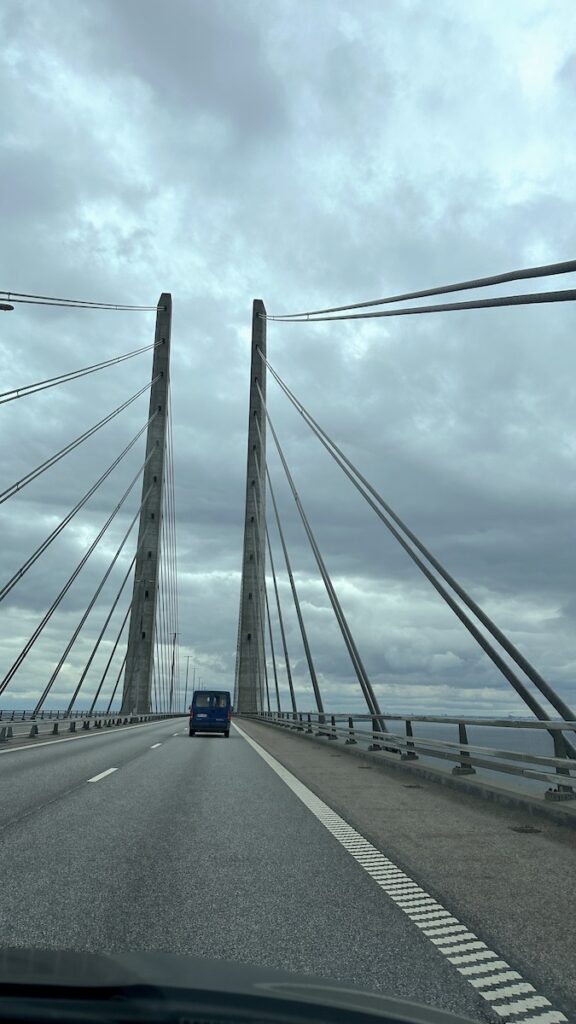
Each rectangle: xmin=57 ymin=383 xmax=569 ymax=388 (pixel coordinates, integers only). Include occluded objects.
xmin=150 ymin=743 xmax=162 ymax=749
xmin=87 ymin=767 xmax=118 ymax=783
xmin=0 ymin=719 xmax=181 ymax=757
xmin=233 ymin=722 xmax=568 ymax=1024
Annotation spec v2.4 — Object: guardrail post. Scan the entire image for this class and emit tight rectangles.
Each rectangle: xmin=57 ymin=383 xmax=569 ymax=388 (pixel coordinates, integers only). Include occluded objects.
xmin=69 ymin=721 xmax=76 ymax=732
xmin=329 ymin=714 xmax=338 ymax=739
xmin=545 ymin=731 xmax=576 ymax=801
xmin=311 ymin=712 xmax=325 ymax=737
xmin=306 ymin=712 xmax=313 ymax=734
xmin=52 ymin=723 xmax=59 ymax=735
xmin=452 ymin=722 xmax=476 ymax=775
xmin=29 ymin=724 xmax=38 ymax=738
xmin=368 ymin=716 xmax=383 ymax=751
xmin=0 ymin=726 xmax=7 ymax=743
xmin=345 ymin=716 xmax=357 ymax=744
xmin=401 ymin=719 xmax=419 ymax=760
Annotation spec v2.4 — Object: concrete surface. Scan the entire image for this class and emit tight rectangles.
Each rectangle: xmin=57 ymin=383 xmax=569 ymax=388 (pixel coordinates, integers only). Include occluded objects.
xmin=0 ymin=716 xmax=492 ymax=1021
xmin=237 ymin=718 xmax=576 ymax=1020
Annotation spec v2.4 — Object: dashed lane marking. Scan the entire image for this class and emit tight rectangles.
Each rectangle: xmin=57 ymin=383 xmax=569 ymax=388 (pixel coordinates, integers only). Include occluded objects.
xmin=150 ymin=743 xmax=162 ymax=749
xmin=0 ymin=719 xmax=182 ymax=757
xmin=234 ymin=723 xmax=568 ymax=1024
xmin=87 ymin=767 xmax=118 ymax=783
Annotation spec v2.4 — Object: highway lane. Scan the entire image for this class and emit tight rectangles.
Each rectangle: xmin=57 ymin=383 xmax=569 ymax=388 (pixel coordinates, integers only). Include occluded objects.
xmin=0 ymin=717 xmax=186 ymax=825
xmin=239 ymin=719 xmax=576 ymax=1021
xmin=0 ymin=719 xmax=490 ymax=1021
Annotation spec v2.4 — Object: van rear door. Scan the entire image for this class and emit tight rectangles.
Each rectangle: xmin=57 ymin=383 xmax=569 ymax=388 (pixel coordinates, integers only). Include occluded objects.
xmin=207 ymin=692 xmax=229 ymax=729
xmin=191 ymin=691 xmax=231 ymax=732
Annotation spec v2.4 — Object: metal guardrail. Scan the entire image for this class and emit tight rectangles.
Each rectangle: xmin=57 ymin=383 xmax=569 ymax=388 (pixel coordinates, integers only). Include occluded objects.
xmin=244 ymin=711 xmax=576 ymax=802
xmin=0 ymin=711 xmax=185 ymax=743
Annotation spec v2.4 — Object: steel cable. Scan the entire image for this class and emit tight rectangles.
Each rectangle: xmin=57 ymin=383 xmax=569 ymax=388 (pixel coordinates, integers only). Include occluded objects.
xmin=265 ymin=258 xmax=576 ymax=319
xmin=261 ymin=353 xmax=576 ymax=736
xmin=0 ymin=453 xmax=152 ymax=696
xmin=0 ymin=377 xmax=159 ymax=504
xmin=0 ymin=413 xmax=158 ymax=604
xmin=0 ymin=343 xmax=161 ymax=405
xmin=264 ymin=288 xmax=576 ymax=323
xmin=254 ymin=396 xmax=384 ymax=725
xmin=36 ymin=489 xmax=151 ymax=714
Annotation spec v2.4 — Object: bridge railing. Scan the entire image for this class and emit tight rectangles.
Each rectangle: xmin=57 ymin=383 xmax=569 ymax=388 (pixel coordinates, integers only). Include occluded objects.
xmin=243 ymin=711 xmax=576 ymax=802
xmin=0 ymin=710 xmax=185 ymax=743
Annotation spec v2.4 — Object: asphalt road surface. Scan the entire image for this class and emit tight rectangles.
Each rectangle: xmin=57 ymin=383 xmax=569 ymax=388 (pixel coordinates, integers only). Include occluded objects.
xmin=0 ymin=717 xmax=571 ymax=1023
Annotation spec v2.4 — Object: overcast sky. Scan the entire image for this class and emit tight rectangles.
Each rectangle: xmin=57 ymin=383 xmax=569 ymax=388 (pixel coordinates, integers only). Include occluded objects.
xmin=1 ymin=0 xmax=575 ymax=719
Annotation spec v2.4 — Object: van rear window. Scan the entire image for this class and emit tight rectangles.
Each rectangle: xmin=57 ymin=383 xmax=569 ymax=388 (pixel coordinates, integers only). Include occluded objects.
xmin=194 ymin=693 xmax=229 ymax=708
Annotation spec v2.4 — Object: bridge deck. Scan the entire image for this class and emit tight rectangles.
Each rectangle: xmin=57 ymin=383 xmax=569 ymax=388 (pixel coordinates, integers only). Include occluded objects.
xmin=239 ymin=718 xmax=576 ymax=1017
xmin=0 ymin=717 xmax=573 ymax=1023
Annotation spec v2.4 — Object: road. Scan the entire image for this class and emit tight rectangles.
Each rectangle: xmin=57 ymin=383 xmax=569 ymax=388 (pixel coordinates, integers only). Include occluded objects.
xmin=0 ymin=716 xmax=571 ymax=1023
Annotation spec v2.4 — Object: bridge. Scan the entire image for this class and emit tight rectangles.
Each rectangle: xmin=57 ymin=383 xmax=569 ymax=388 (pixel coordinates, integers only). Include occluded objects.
xmin=1 ymin=264 xmax=575 ymax=1024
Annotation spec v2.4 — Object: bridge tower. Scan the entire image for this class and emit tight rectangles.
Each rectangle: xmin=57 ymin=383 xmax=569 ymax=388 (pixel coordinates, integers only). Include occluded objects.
xmin=235 ymin=300 xmax=267 ymax=712
xmin=121 ymin=294 xmax=172 ymax=714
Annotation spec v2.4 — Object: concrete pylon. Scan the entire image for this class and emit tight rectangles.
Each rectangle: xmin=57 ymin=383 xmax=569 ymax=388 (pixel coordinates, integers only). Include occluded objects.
xmin=235 ymin=300 xmax=267 ymax=712
xmin=121 ymin=294 xmax=172 ymax=714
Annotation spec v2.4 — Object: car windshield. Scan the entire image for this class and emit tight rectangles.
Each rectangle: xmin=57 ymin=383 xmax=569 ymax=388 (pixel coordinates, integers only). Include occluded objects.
xmin=1 ymin=4 xmax=575 ymax=1024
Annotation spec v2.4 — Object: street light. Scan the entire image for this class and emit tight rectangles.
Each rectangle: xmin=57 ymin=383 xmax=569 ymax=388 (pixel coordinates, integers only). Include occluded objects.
xmin=184 ymin=656 xmax=191 ymax=713
xmin=0 ymin=303 xmax=14 ymax=311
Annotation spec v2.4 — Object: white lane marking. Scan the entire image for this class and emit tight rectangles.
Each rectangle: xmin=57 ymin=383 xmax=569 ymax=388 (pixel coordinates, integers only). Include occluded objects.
xmin=173 ymin=733 xmax=179 ymax=736
xmin=0 ymin=719 xmax=183 ymax=757
xmin=87 ymin=767 xmax=118 ymax=783
xmin=234 ymin=723 xmax=568 ymax=1024
xmin=150 ymin=743 xmax=162 ymax=749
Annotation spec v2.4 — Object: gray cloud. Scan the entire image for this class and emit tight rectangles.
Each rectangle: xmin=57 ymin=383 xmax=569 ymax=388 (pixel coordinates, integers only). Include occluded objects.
xmin=1 ymin=0 xmax=575 ymax=718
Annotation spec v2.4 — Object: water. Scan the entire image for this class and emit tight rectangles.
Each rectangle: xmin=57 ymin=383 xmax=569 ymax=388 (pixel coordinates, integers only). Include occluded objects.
xmin=320 ymin=717 xmax=576 ymax=798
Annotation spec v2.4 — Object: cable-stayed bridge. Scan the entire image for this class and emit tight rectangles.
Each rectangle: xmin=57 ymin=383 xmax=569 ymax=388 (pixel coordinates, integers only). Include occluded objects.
xmin=0 ymin=265 xmax=575 ymax=1024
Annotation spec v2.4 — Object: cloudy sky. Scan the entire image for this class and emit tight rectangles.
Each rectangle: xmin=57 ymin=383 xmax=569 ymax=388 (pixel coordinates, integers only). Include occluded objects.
xmin=1 ymin=0 xmax=575 ymax=719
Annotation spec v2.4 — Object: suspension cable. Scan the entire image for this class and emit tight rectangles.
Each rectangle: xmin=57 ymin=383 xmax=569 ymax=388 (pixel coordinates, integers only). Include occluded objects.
xmin=264 ymin=518 xmax=297 ymax=714
xmin=264 ymin=583 xmax=281 ymax=712
xmin=1 ymin=289 xmax=162 ymax=311
xmin=255 ymin=401 xmax=383 ymax=724
xmin=264 ymin=288 xmax=576 ymax=323
xmin=0 ymin=342 xmax=161 ymax=405
xmin=250 ymin=509 xmax=273 ymax=712
xmin=0 ymin=413 xmax=157 ymax=604
xmin=250 ymin=517 xmax=270 ymax=713
xmin=105 ymin=648 xmax=129 ymax=715
xmin=84 ymin=544 xmax=144 ymax=716
xmin=262 ymin=353 xmax=576 ymax=735
xmin=254 ymin=450 xmax=324 ymax=715
xmin=0 ymin=454 xmax=152 ymax=696
xmin=37 ymin=487 xmax=152 ymax=713
xmin=265 ymin=258 xmax=576 ymax=319
xmin=167 ymin=395 xmax=180 ymax=699
xmin=0 ymin=377 xmax=159 ymax=505
xmin=101 ymin=605 xmax=131 ymax=713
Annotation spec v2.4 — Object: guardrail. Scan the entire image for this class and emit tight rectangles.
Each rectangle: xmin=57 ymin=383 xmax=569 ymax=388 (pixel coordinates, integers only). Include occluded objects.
xmin=0 ymin=711 xmax=185 ymax=743
xmin=243 ymin=711 xmax=576 ymax=802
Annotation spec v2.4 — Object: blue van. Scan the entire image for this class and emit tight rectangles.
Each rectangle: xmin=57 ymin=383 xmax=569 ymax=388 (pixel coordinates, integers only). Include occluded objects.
xmin=189 ymin=690 xmax=232 ymax=738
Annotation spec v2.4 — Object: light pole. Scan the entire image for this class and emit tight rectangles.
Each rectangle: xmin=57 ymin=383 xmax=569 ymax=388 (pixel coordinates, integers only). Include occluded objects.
xmin=184 ymin=656 xmax=191 ymax=713
xmin=169 ymin=632 xmax=180 ymax=713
